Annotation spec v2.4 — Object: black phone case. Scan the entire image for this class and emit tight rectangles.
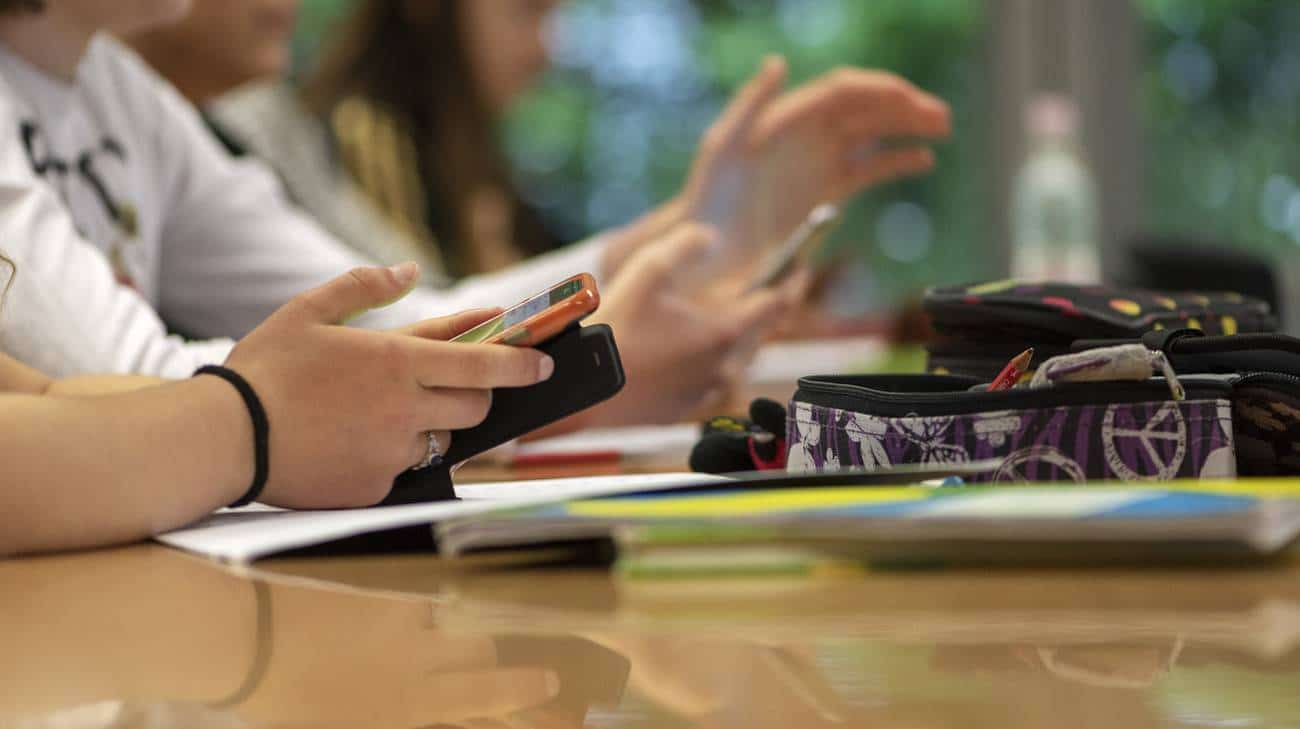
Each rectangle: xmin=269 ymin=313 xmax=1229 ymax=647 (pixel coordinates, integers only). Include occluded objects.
xmin=380 ymin=323 xmax=626 ymax=505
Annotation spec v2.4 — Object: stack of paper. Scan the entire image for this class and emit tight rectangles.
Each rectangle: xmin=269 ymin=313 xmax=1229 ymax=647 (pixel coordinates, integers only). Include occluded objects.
xmin=156 ymin=466 xmax=983 ymax=562
xmin=156 ymin=472 xmax=1300 ymax=569
xmin=437 ymin=481 xmax=1300 ymax=572
xmin=158 ymin=473 xmax=726 ymax=563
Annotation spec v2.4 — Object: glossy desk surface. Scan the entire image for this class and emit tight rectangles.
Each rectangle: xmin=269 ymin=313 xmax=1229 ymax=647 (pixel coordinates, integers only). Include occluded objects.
xmin=5 ymin=532 xmax=1300 ymax=727
xmin=5 ymin=348 xmax=1300 ymax=729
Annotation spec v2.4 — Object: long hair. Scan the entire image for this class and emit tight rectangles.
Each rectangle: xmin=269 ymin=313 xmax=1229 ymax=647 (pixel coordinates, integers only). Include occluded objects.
xmin=302 ymin=0 xmax=559 ymax=278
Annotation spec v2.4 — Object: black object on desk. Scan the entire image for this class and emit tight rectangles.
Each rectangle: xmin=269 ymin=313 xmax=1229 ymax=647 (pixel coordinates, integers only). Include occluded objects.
xmin=380 ymin=323 xmax=626 ymax=505
xmin=1127 ymin=237 xmax=1281 ymax=324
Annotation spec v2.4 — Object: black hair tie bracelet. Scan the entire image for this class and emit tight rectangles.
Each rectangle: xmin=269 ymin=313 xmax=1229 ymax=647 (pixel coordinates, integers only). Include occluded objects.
xmin=195 ymin=365 xmax=270 ymax=507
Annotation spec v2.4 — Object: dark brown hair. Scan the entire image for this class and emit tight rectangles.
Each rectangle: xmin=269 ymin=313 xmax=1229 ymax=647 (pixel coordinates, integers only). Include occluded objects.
xmin=303 ymin=0 xmax=558 ymax=277
xmin=0 ymin=0 xmax=44 ymax=12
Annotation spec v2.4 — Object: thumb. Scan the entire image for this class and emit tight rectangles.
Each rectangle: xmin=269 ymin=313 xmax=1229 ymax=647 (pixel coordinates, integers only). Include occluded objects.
xmin=290 ymin=262 xmax=420 ymax=324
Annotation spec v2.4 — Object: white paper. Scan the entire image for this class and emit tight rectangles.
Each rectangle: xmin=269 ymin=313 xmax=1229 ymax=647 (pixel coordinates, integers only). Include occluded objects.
xmin=745 ymin=337 xmax=885 ymax=384
xmin=510 ymin=424 xmax=700 ymax=459
xmin=156 ymin=473 xmax=726 ymax=563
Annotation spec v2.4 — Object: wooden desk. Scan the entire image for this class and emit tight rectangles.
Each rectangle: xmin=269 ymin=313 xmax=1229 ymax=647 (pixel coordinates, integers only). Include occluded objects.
xmin=3 ymin=541 xmax=1299 ymax=728
xmin=3 ymin=362 xmax=1298 ymax=728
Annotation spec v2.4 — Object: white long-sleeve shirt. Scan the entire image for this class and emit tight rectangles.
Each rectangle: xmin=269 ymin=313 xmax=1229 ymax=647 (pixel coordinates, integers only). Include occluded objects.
xmin=0 ymin=35 xmax=603 ymax=378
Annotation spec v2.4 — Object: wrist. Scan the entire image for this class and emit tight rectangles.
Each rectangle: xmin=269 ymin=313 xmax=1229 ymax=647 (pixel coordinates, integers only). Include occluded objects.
xmin=194 ymin=365 xmax=272 ymax=507
xmin=654 ymin=193 xmax=687 ymax=227
xmin=601 ymin=195 xmax=688 ymax=276
xmin=641 ymin=194 xmax=687 ymax=242
xmin=188 ymin=374 xmax=256 ymax=507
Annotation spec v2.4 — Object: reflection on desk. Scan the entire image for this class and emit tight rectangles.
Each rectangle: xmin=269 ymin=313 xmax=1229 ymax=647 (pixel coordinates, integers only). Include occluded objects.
xmin=3 ymin=544 xmax=1300 ymax=728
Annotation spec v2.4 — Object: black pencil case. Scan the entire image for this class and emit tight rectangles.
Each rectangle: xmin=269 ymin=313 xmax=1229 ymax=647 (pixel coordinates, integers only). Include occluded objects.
xmin=923 ymin=280 xmax=1275 ymax=379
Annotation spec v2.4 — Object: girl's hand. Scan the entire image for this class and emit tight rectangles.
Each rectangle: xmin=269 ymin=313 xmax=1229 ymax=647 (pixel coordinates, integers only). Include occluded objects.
xmin=600 ymin=59 xmax=950 ymax=280
xmin=586 ymin=225 xmax=809 ymax=427
xmin=685 ymin=57 xmax=950 ymax=249
xmin=225 ymin=263 xmax=554 ymax=508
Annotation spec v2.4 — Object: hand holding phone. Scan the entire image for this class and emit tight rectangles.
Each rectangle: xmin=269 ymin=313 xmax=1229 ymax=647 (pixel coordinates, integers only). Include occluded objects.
xmin=384 ymin=274 xmax=616 ymax=504
xmin=745 ymin=203 xmax=840 ymax=293
xmin=453 ymin=273 xmax=600 ymax=346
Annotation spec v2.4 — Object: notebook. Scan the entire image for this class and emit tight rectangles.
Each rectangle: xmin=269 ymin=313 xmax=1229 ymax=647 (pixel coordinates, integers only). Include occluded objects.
xmin=436 ymin=480 xmax=1300 ymax=572
xmin=154 ymin=465 xmax=990 ymax=563
xmin=157 ymin=473 xmax=725 ymax=563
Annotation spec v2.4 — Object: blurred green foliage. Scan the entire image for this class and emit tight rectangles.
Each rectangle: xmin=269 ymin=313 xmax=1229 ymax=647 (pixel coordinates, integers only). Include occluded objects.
xmin=1140 ymin=0 xmax=1300 ymax=255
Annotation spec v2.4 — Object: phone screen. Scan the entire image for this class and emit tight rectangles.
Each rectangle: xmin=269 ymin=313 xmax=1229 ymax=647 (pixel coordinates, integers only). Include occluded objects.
xmin=454 ymin=277 xmax=586 ymax=344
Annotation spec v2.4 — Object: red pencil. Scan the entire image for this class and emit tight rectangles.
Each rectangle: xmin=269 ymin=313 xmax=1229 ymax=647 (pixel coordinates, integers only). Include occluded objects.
xmin=989 ymin=348 xmax=1034 ymax=391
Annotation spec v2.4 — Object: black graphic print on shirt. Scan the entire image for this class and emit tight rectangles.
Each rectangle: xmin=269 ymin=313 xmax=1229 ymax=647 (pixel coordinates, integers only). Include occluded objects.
xmin=20 ymin=120 xmax=142 ymax=290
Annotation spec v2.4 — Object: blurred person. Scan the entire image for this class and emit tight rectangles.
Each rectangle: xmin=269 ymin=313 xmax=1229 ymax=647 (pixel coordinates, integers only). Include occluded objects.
xmin=0 ymin=0 xmax=826 ymax=435
xmin=312 ymin=0 xmax=567 ymax=278
xmin=134 ymin=0 xmax=951 ymax=286
xmin=127 ymin=0 xmax=443 ymax=275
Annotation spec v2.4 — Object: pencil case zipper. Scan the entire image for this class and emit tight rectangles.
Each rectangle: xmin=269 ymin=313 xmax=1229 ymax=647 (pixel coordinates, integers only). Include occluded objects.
xmin=1233 ymin=371 xmax=1300 ymax=393
xmin=795 ymin=375 xmax=1235 ymax=418
xmin=1075 ymin=330 xmax=1300 ymax=358
xmin=1072 ymin=330 xmax=1300 ymax=379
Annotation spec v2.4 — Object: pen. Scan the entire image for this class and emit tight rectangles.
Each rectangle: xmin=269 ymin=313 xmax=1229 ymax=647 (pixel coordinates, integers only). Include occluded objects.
xmin=989 ymin=347 xmax=1033 ymax=391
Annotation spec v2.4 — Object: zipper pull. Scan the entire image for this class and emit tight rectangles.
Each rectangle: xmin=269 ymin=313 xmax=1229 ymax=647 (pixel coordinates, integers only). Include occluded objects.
xmin=1029 ymin=343 xmax=1186 ymax=400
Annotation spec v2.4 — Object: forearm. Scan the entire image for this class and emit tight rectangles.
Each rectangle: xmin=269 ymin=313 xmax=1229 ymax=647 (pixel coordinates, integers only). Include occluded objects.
xmin=0 ymin=377 xmax=251 ymax=557
xmin=0 ymin=352 xmax=167 ymax=399
xmin=45 ymin=374 xmax=172 ymax=396
xmin=599 ymin=195 xmax=686 ymax=276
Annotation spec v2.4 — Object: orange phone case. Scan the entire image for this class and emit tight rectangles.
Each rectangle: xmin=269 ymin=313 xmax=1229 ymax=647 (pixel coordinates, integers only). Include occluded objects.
xmin=484 ymin=273 xmax=600 ymax=346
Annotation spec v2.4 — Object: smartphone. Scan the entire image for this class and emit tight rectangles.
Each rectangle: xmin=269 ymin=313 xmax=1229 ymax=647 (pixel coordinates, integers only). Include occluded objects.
xmin=745 ymin=203 xmax=841 ymax=292
xmin=453 ymin=273 xmax=599 ymax=346
xmin=383 ymin=324 xmax=626 ymax=504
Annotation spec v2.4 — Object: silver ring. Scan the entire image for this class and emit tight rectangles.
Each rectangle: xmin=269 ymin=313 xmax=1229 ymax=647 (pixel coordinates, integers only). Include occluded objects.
xmin=413 ymin=431 xmax=444 ymax=470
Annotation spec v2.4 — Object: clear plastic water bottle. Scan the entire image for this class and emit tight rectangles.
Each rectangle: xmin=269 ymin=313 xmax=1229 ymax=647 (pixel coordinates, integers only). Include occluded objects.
xmin=1010 ymin=94 xmax=1102 ymax=284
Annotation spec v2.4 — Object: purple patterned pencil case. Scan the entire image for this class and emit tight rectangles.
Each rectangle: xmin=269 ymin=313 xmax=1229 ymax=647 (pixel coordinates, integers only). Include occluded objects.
xmin=786 ymin=374 xmax=1237 ymax=483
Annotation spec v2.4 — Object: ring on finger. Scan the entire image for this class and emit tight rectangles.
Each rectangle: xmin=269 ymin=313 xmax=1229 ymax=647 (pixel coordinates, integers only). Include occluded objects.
xmin=412 ymin=431 xmax=445 ymax=471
